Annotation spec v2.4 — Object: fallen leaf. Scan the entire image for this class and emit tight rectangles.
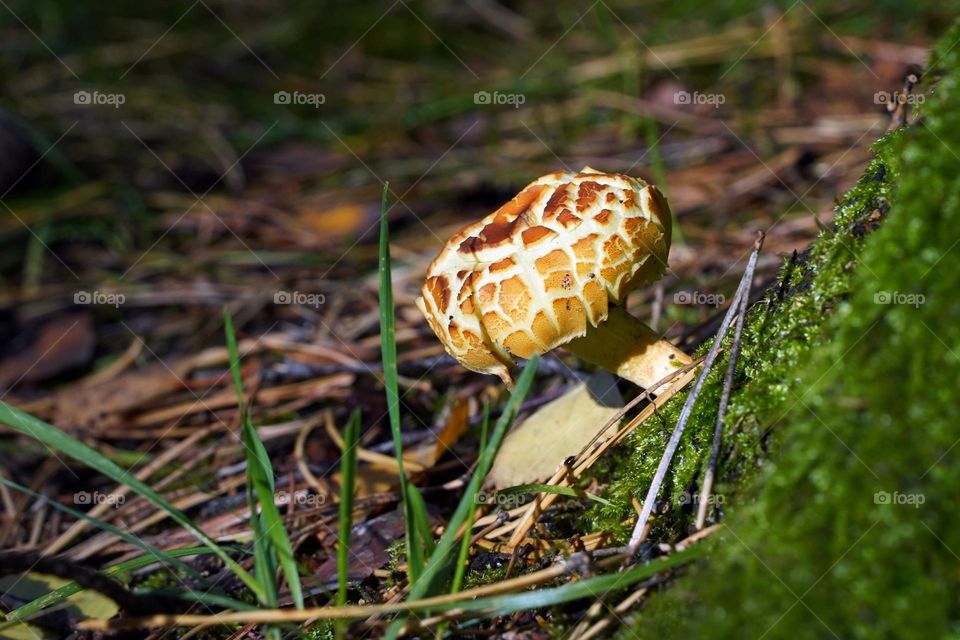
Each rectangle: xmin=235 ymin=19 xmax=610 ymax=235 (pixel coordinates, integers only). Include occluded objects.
xmin=0 ymin=313 xmax=94 ymax=392
xmin=0 ymin=572 xmax=119 ymax=638
xmin=408 ymin=398 xmax=470 ymax=468
xmin=489 ymin=371 xmax=624 ymax=487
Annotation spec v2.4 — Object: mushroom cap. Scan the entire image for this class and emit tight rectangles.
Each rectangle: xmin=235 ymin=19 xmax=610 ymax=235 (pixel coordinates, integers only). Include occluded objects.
xmin=416 ymin=166 xmax=672 ymax=386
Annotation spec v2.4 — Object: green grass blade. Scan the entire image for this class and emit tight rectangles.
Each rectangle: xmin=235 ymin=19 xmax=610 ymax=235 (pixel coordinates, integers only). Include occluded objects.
xmin=337 ymin=409 xmax=360 ymax=606
xmin=448 ymin=481 xmax=477 ymax=592
xmin=438 ymin=403 xmax=490 ymax=637
xmin=386 ymin=356 xmax=539 ymax=639
xmin=336 ymin=409 xmax=360 ymax=640
xmin=377 ymin=181 xmax=420 ymax=586
xmin=0 ymin=401 xmax=264 ymax=601
xmin=6 ymin=546 xmax=214 ymax=622
xmin=406 ymin=483 xmax=435 ymax=560
xmin=436 ymin=544 xmax=701 ymax=617
xmin=224 ymin=309 xmax=304 ymax=610
xmin=0 ymin=474 xmax=199 ymax=583
xmin=244 ymin=432 xmax=279 ymax=607
xmin=154 ymin=545 xmax=700 ymax=628
xmin=415 ymin=356 xmax=537 ymax=596
xmin=228 ymin=309 xmax=278 ymax=609
xmin=137 ymin=588 xmax=258 ymax=612
xmin=450 ymin=402 xmax=489 ymax=593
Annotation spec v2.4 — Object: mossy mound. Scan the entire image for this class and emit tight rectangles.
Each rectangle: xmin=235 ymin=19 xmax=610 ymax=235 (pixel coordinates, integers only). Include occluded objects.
xmin=599 ymin=19 xmax=960 ymax=640
xmin=591 ymin=91 xmax=901 ymax=544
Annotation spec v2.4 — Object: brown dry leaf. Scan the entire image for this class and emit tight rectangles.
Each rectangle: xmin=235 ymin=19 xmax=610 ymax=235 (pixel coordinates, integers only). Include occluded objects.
xmin=489 ymin=371 xmax=624 ymax=487
xmin=45 ymin=360 xmax=190 ymax=429
xmin=0 ymin=312 xmax=94 ymax=391
xmin=311 ymin=509 xmax=409 ymax=584
xmin=408 ymin=398 xmax=470 ymax=468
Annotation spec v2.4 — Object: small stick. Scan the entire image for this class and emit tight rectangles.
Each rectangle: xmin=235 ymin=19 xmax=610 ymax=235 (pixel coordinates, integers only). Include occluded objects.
xmin=696 ymin=258 xmax=754 ymax=530
xmin=628 ymin=232 xmax=764 ymax=552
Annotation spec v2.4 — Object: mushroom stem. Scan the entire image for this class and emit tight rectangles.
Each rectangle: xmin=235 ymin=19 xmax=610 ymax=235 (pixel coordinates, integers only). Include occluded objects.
xmin=564 ymin=306 xmax=691 ymax=390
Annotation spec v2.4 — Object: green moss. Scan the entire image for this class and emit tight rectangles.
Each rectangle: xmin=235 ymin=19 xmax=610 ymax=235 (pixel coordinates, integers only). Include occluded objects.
xmin=304 ymin=621 xmax=336 ymax=640
xmin=132 ymin=568 xmax=182 ymax=591
xmin=464 ymin=561 xmax=510 ymax=590
xmin=592 ymin=126 xmax=901 ymax=543
xmin=611 ymin=19 xmax=960 ymax=639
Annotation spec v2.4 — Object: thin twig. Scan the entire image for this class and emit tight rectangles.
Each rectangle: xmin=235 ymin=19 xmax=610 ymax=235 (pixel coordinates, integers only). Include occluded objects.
xmin=696 ymin=250 xmax=756 ymax=529
xmin=628 ymin=232 xmax=764 ymax=551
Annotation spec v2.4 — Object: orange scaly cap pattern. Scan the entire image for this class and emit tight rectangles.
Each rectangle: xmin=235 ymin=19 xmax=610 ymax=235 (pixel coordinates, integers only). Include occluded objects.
xmin=416 ymin=167 xmax=671 ymax=386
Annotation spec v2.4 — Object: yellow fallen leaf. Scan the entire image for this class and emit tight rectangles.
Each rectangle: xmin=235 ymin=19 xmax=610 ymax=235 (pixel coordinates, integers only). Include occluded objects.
xmin=0 ymin=573 xmax=119 ymax=639
xmin=489 ymin=371 xmax=624 ymax=487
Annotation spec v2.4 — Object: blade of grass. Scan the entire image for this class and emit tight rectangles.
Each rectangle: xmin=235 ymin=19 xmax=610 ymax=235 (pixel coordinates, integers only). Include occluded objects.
xmin=336 ymin=409 xmax=360 ymax=640
xmin=444 ymin=545 xmax=699 ymax=617
xmin=79 ymin=545 xmax=703 ymax=630
xmin=386 ymin=355 xmax=539 ymax=639
xmin=0 ymin=402 xmax=264 ymax=601
xmin=377 ymin=181 xmax=421 ymax=585
xmin=406 ymin=483 xmax=435 ymax=559
xmin=450 ymin=402 xmax=489 ymax=595
xmin=224 ymin=309 xmax=304 ymax=610
xmin=136 ymin=588 xmax=257 ymax=612
xmin=437 ymin=546 xmax=700 ymax=619
xmin=244 ymin=428 xmax=279 ymax=607
xmin=6 ymin=546 xmax=215 ymax=622
xmin=0 ymin=475 xmax=199 ymax=584
xmin=230 ymin=318 xmax=278 ymax=612
xmin=437 ymin=403 xmax=490 ymax=637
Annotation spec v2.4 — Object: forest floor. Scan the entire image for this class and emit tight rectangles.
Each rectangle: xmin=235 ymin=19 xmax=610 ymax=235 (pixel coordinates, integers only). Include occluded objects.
xmin=0 ymin=2 xmax=953 ymax=638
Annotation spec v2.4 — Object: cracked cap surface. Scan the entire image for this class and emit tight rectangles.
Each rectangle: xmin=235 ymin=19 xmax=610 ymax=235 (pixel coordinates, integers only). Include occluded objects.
xmin=416 ymin=166 xmax=672 ymax=386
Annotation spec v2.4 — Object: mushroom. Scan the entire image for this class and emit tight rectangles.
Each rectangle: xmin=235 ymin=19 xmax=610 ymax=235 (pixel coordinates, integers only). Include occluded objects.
xmin=416 ymin=167 xmax=690 ymax=389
